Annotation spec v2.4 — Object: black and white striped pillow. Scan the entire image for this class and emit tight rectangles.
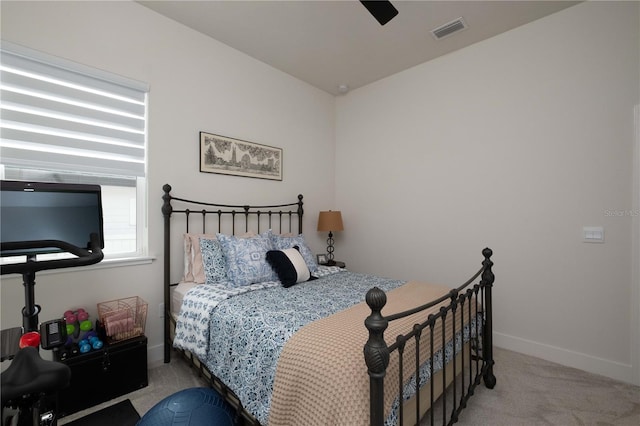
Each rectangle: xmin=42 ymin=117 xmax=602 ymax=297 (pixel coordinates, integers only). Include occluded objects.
xmin=266 ymin=246 xmax=311 ymax=287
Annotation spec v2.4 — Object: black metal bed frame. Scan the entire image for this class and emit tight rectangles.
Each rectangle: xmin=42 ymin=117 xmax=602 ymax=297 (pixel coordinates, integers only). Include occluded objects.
xmin=364 ymin=248 xmax=496 ymax=426
xmin=162 ymin=184 xmax=302 ymax=425
xmin=162 ymin=183 xmax=495 ymax=426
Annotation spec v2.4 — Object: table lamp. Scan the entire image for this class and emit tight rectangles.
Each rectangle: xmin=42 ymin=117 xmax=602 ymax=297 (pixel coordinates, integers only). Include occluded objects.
xmin=317 ymin=210 xmax=344 ymax=265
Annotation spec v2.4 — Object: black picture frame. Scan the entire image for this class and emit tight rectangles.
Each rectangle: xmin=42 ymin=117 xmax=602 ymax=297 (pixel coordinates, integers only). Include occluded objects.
xmin=200 ymin=132 xmax=282 ymax=181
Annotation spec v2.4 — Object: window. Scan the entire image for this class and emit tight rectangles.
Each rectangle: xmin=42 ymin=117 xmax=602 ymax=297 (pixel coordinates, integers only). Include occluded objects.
xmin=0 ymin=42 xmax=149 ymax=261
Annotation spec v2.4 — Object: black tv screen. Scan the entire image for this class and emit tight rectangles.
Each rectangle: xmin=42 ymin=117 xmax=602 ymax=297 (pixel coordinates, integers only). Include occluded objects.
xmin=1 ymin=181 xmax=104 ymax=257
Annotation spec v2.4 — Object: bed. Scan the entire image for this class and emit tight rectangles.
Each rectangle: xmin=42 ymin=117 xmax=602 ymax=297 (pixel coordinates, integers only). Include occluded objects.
xmin=162 ymin=184 xmax=496 ymax=425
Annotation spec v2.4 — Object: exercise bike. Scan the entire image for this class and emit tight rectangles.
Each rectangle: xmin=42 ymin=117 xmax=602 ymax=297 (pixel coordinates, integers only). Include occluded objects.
xmin=1 ymin=237 xmax=103 ymax=426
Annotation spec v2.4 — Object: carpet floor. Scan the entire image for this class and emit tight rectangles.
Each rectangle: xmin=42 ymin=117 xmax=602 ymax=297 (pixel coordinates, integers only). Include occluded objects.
xmin=60 ymin=347 xmax=640 ymax=425
xmin=427 ymin=348 xmax=640 ymax=425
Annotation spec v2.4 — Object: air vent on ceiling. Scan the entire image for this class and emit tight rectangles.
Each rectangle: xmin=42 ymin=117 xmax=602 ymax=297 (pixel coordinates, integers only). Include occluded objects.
xmin=431 ymin=17 xmax=467 ymax=40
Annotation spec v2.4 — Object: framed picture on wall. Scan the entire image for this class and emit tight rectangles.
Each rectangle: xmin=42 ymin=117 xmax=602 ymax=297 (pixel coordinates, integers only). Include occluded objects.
xmin=200 ymin=132 xmax=283 ymax=181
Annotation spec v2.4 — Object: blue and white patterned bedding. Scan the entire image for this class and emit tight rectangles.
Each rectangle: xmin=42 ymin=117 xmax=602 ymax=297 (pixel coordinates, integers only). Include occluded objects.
xmin=173 ymin=268 xmax=405 ymax=424
xmin=173 ymin=268 xmax=481 ymax=425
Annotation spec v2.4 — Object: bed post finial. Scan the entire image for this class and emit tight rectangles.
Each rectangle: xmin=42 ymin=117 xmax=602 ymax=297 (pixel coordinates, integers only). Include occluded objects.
xmin=364 ymin=286 xmax=389 ymax=426
xmin=481 ymin=247 xmax=496 ymax=389
xmin=162 ymin=184 xmax=173 ymax=217
xmin=297 ymin=194 xmax=304 ymax=234
xmin=482 ymin=247 xmax=493 ymax=270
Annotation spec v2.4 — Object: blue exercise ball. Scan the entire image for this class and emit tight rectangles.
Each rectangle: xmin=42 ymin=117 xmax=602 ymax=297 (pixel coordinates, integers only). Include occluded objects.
xmin=137 ymin=387 xmax=236 ymax=426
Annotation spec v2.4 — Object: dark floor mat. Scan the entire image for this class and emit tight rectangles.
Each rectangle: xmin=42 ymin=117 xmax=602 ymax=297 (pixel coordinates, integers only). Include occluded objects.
xmin=64 ymin=399 xmax=139 ymax=426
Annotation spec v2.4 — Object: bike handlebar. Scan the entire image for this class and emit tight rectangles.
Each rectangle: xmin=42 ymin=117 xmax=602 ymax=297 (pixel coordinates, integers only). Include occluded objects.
xmin=0 ymin=233 xmax=104 ymax=275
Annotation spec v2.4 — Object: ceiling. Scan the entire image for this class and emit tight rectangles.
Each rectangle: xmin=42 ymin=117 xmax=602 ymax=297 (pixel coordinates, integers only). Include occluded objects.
xmin=138 ymin=1 xmax=580 ymax=95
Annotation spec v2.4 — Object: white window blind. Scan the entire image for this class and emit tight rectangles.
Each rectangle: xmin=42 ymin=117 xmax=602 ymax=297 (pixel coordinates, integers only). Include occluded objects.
xmin=0 ymin=42 xmax=148 ymax=177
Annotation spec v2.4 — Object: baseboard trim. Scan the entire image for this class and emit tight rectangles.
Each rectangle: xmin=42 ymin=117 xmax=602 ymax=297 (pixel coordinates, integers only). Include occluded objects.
xmin=493 ymin=332 xmax=637 ymax=386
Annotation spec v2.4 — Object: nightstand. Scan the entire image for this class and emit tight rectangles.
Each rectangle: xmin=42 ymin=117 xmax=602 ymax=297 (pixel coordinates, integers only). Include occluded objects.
xmin=327 ymin=261 xmax=345 ymax=268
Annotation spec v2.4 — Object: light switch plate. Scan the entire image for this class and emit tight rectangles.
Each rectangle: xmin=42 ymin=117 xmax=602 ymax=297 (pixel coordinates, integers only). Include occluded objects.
xmin=583 ymin=226 xmax=604 ymax=243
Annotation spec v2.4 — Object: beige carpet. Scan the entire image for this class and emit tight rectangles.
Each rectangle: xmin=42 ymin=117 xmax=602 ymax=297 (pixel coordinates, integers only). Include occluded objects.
xmin=427 ymin=348 xmax=640 ymax=425
xmin=60 ymin=347 xmax=640 ymax=425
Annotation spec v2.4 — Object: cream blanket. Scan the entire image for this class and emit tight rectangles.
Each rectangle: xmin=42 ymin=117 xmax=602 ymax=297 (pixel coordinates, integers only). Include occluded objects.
xmin=269 ymin=281 xmax=461 ymax=426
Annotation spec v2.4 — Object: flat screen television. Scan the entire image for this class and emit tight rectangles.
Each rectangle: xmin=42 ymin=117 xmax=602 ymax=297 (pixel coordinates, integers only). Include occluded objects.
xmin=0 ymin=180 xmax=104 ymax=257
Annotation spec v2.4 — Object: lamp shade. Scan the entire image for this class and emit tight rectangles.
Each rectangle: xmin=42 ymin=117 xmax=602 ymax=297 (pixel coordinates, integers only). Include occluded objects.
xmin=317 ymin=211 xmax=344 ymax=232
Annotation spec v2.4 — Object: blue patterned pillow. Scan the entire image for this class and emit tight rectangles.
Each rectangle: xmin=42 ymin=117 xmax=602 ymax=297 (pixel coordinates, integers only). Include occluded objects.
xmin=270 ymin=233 xmax=318 ymax=272
xmin=199 ymin=238 xmax=228 ymax=284
xmin=217 ymin=232 xmax=277 ymax=287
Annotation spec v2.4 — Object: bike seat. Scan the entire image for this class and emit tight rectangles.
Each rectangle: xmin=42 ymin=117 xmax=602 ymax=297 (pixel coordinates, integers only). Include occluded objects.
xmin=1 ymin=346 xmax=71 ymax=406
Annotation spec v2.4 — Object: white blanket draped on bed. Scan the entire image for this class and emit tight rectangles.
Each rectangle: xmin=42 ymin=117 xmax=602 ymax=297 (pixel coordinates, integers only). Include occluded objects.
xmin=173 ymin=280 xmax=280 ymax=358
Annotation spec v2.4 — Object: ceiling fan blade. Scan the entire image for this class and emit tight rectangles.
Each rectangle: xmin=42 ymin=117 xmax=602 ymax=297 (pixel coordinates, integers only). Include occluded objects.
xmin=360 ymin=1 xmax=398 ymax=26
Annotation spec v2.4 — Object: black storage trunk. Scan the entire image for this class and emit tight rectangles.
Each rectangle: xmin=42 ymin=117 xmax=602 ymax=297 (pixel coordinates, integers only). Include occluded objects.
xmin=54 ymin=335 xmax=148 ymax=417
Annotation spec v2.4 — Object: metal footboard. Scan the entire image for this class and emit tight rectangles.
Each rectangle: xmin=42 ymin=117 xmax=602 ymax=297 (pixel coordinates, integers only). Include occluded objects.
xmin=364 ymin=248 xmax=496 ymax=426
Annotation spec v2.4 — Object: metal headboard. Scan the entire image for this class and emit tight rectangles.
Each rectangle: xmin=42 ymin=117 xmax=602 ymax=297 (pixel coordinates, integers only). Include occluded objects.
xmin=161 ymin=183 xmax=304 ymax=362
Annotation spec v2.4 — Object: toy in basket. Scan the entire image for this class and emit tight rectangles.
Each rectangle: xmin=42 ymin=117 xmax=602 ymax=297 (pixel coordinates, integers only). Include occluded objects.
xmin=97 ymin=296 xmax=147 ymax=343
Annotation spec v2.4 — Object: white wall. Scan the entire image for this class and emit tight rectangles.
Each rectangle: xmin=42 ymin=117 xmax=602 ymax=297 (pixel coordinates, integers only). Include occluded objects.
xmin=2 ymin=0 xmax=638 ymax=387
xmin=0 ymin=0 xmax=336 ymax=363
xmin=336 ymin=1 xmax=639 ymax=385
